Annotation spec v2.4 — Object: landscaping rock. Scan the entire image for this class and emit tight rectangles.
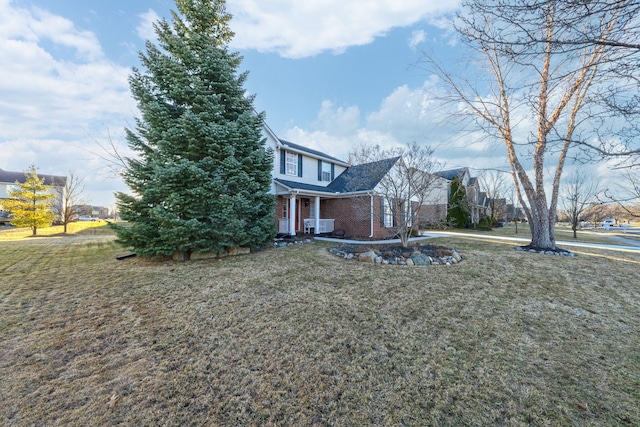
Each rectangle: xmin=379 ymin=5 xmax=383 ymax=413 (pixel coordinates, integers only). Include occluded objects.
xmin=329 ymin=243 xmax=462 ymax=267
xmin=358 ymin=251 xmax=378 ymax=263
xmin=410 ymin=253 xmax=431 ymax=266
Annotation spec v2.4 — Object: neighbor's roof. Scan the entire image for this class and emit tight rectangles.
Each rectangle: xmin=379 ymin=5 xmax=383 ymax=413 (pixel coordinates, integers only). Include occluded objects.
xmin=434 ymin=167 xmax=468 ymax=181
xmin=0 ymin=168 xmax=66 ymax=186
xmin=278 ymin=139 xmax=349 ymax=165
xmin=326 ymin=157 xmax=400 ymax=193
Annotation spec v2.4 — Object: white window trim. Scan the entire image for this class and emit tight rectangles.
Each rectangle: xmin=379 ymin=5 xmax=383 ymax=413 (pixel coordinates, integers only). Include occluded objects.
xmin=383 ymin=199 xmax=393 ymax=228
xmin=285 ymin=152 xmax=298 ymax=176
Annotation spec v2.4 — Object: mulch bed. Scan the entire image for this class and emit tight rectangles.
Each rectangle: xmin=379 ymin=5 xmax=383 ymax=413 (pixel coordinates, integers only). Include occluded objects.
xmin=331 ymin=242 xmax=455 ymax=260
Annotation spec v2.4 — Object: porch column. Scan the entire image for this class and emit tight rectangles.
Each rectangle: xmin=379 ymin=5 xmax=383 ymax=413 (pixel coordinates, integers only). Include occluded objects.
xmin=289 ymin=195 xmax=296 ymax=236
xmin=314 ymin=196 xmax=321 ymax=234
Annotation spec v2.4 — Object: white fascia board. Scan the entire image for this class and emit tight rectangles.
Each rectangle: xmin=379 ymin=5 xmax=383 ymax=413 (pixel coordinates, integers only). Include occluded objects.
xmin=277 ymin=144 xmax=350 ymax=168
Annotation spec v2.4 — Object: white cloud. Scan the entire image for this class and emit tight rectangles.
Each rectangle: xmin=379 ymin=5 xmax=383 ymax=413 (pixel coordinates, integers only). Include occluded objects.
xmin=137 ymin=9 xmax=160 ymax=42
xmin=408 ymin=30 xmax=426 ymax=49
xmin=0 ymin=1 xmax=134 ymax=206
xmin=315 ymin=101 xmax=361 ymax=136
xmin=228 ymin=0 xmax=460 ymax=58
xmin=279 ymin=79 xmax=514 ymax=173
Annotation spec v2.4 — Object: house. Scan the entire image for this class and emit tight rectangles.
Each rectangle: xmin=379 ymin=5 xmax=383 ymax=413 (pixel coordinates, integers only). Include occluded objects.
xmin=265 ymin=127 xmax=452 ymax=239
xmin=0 ymin=168 xmax=66 ymax=216
xmin=265 ymin=125 xmax=500 ymax=237
xmin=434 ymin=167 xmax=488 ymax=225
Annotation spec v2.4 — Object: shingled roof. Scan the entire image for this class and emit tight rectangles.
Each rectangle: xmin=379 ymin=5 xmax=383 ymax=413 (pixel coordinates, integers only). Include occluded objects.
xmin=274 ymin=178 xmax=338 ymax=194
xmin=326 ymin=157 xmax=400 ymax=193
xmin=434 ymin=167 xmax=468 ymax=181
xmin=273 ymin=157 xmax=400 ymax=195
xmin=0 ymin=168 xmax=66 ymax=186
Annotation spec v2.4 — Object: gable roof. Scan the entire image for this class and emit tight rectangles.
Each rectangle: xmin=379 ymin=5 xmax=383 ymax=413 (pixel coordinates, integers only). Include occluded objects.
xmin=434 ymin=167 xmax=468 ymax=181
xmin=273 ymin=157 xmax=400 ymax=195
xmin=326 ymin=157 xmax=400 ymax=193
xmin=0 ymin=168 xmax=66 ymax=186
xmin=278 ymin=139 xmax=349 ymax=166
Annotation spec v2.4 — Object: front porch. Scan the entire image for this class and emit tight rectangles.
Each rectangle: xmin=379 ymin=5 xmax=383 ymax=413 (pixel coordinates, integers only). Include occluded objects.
xmin=277 ymin=194 xmax=335 ymax=235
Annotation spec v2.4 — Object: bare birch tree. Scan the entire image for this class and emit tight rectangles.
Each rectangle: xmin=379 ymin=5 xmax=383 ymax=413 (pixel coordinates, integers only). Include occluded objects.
xmin=424 ymin=0 xmax=640 ymax=251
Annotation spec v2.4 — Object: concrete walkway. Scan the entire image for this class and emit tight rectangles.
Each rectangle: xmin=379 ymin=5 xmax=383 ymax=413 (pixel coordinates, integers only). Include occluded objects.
xmin=581 ymin=230 xmax=640 ymax=248
xmin=316 ymin=231 xmax=640 ymax=254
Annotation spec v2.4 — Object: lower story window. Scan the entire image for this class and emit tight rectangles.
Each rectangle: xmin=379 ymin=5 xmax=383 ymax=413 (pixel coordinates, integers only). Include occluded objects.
xmin=383 ymin=199 xmax=393 ymax=228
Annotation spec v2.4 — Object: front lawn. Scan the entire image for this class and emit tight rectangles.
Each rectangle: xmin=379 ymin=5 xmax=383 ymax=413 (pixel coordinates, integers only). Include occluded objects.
xmin=1 ymin=228 xmax=638 ymax=425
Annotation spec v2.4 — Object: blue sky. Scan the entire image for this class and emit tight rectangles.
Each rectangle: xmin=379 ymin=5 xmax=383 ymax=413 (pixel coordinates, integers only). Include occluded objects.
xmin=3 ymin=0 xmax=614 ymax=208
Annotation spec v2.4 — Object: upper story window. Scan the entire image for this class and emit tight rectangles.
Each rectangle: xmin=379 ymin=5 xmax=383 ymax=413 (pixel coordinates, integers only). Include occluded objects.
xmin=285 ymin=152 xmax=298 ymax=176
xmin=280 ymin=150 xmax=302 ymax=177
xmin=317 ymin=160 xmax=334 ymax=182
xmin=321 ymin=162 xmax=331 ymax=181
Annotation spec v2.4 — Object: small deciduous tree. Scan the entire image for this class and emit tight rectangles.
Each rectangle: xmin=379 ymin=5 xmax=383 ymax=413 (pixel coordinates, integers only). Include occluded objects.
xmin=560 ymin=170 xmax=600 ymax=238
xmin=347 ymin=142 xmax=441 ymax=247
xmin=53 ymin=171 xmax=86 ymax=234
xmin=447 ymin=176 xmax=470 ymax=228
xmin=5 ymin=165 xmax=57 ymax=236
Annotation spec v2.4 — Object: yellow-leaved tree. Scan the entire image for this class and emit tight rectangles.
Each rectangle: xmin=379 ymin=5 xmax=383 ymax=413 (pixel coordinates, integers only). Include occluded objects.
xmin=5 ymin=165 xmax=57 ymax=236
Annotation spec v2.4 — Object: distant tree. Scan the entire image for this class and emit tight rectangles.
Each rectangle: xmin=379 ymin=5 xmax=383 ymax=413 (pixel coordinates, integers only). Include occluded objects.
xmin=604 ymin=170 xmax=640 ymax=218
xmin=447 ymin=177 xmax=470 ymax=228
xmin=347 ymin=142 xmax=441 ymax=247
xmin=560 ymin=170 xmax=600 ymax=238
xmin=479 ymin=170 xmax=510 ymax=225
xmin=424 ymin=0 xmax=640 ymax=251
xmin=114 ymin=0 xmax=274 ymax=261
xmin=53 ymin=171 xmax=86 ymax=234
xmin=5 ymin=165 xmax=57 ymax=236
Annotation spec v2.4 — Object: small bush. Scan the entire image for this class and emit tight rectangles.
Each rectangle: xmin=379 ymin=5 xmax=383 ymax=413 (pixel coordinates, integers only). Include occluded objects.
xmin=478 ymin=216 xmax=492 ymax=230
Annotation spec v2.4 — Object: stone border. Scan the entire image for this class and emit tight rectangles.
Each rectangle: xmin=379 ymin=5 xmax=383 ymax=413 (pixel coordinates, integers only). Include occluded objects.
xmin=514 ymin=246 xmax=575 ymax=256
xmin=329 ymin=247 xmax=463 ymax=266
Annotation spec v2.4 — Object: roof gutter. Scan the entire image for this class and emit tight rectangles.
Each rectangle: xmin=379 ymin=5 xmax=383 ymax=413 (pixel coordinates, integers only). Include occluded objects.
xmin=277 ymin=145 xmax=351 ymax=168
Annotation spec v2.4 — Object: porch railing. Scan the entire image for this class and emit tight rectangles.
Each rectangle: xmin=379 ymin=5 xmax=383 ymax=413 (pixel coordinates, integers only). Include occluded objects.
xmin=304 ymin=218 xmax=335 ymax=234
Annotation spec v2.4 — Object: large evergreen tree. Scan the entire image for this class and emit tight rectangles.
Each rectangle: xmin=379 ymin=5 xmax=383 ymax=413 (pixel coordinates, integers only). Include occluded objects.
xmin=5 ymin=165 xmax=57 ymax=236
xmin=114 ymin=0 xmax=275 ymax=261
xmin=447 ymin=177 xmax=470 ymax=228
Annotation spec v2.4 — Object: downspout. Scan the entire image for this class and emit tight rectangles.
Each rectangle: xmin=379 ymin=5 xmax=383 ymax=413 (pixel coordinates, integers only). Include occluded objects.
xmin=369 ymin=192 xmax=374 ymax=238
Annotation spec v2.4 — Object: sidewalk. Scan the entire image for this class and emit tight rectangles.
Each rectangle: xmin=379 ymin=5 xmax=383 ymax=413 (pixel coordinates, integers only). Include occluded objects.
xmin=316 ymin=231 xmax=640 ymax=253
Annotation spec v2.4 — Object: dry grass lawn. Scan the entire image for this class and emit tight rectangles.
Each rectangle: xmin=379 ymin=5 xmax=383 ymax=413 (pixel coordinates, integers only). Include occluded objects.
xmin=1 ymin=225 xmax=639 ymax=425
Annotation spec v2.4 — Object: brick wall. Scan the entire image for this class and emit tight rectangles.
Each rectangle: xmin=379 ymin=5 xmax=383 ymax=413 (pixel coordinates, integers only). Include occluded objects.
xmin=418 ymin=203 xmax=448 ymax=225
xmin=321 ymin=195 xmax=396 ymax=239
xmin=275 ymin=194 xmax=411 ymax=239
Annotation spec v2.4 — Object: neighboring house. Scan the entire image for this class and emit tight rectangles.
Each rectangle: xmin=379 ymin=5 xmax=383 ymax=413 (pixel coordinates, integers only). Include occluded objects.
xmin=0 ymin=168 xmax=66 ymax=216
xmin=417 ymin=174 xmax=451 ymax=225
xmin=264 ymin=126 xmax=453 ymax=238
xmin=74 ymin=204 xmax=110 ymax=219
xmin=434 ymin=167 xmax=488 ymax=225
